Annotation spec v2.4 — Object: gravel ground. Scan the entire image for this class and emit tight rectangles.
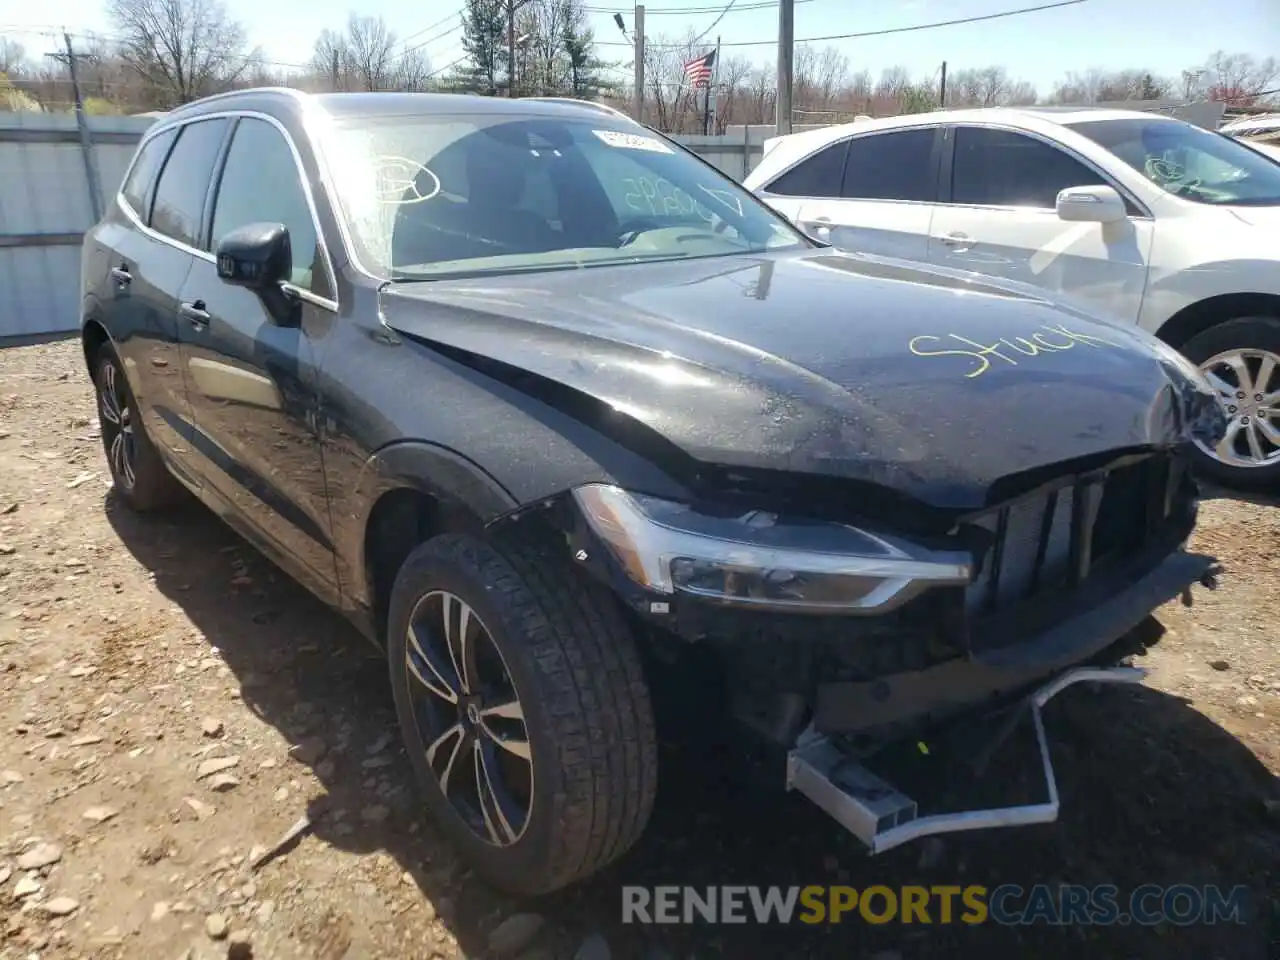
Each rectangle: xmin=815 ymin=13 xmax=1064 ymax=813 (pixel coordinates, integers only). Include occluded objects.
xmin=0 ymin=337 xmax=1276 ymax=960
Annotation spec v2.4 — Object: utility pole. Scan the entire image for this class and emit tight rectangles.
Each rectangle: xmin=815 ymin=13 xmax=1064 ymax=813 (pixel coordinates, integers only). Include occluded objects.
xmin=776 ymin=0 xmax=794 ymax=136
xmin=633 ymin=4 xmax=645 ymax=124
xmin=939 ymin=60 xmax=947 ymax=109
xmin=331 ymin=49 xmax=340 ymax=91
xmin=46 ymin=31 xmax=103 ymax=222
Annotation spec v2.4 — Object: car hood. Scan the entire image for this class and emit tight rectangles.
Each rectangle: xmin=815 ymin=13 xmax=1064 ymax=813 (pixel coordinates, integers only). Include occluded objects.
xmin=1227 ymin=204 xmax=1280 ymax=229
xmin=380 ymin=249 xmax=1224 ymax=511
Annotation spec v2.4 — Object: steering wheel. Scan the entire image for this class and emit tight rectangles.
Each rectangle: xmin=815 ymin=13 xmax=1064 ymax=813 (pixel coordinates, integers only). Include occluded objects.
xmin=614 ymin=216 xmax=668 ymax=247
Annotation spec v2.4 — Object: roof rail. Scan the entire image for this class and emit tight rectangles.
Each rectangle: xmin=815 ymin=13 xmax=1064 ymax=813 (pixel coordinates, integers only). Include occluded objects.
xmin=519 ymin=96 xmax=635 ymax=123
xmin=168 ymin=86 xmax=310 ymax=111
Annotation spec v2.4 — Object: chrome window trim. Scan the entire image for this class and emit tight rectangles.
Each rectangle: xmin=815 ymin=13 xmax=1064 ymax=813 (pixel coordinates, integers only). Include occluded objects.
xmin=761 ymin=123 xmax=945 ymax=202
xmin=117 ymin=107 xmax=341 ymax=312
xmin=944 ymin=121 xmax=1155 ymax=220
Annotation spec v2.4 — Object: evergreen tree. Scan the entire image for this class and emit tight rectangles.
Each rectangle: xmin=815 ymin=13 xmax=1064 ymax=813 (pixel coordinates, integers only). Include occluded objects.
xmin=560 ymin=0 xmax=607 ymax=99
xmin=461 ymin=0 xmax=507 ymax=95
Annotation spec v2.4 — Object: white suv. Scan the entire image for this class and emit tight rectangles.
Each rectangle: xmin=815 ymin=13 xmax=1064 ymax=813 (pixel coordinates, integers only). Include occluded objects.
xmin=744 ymin=108 xmax=1280 ymax=488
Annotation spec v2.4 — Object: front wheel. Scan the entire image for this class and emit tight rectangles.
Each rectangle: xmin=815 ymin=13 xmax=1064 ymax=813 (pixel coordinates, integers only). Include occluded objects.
xmin=1180 ymin=316 xmax=1280 ymax=490
xmin=387 ymin=532 xmax=658 ymax=895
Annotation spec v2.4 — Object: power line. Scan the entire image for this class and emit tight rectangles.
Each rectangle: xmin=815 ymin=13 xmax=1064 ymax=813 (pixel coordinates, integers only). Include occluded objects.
xmin=583 ymin=0 xmax=817 ymax=14
xmin=396 ymin=9 xmax=465 ymax=49
xmin=690 ymin=0 xmax=740 ymax=47
xmin=424 ymin=54 xmax=469 ymax=80
xmin=597 ymin=0 xmax=1089 ymax=47
xmin=401 ymin=21 xmax=463 ymax=56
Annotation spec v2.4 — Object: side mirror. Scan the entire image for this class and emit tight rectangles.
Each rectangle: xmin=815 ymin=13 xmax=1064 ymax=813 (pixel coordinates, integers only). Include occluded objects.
xmin=215 ymin=223 xmax=292 ymax=290
xmin=1055 ymin=185 xmax=1127 ymax=224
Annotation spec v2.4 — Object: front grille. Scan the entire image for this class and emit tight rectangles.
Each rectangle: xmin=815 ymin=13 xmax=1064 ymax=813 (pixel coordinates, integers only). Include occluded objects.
xmin=963 ymin=453 xmax=1185 ymax=619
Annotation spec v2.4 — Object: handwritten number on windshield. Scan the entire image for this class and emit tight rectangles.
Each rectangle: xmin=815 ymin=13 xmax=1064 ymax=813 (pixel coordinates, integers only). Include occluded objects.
xmin=622 ymin=176 xmax=718 ymax=224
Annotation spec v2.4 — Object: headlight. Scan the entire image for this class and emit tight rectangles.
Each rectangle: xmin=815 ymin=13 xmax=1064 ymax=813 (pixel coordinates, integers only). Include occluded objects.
xmin=572 ymin=484 xmax=971 ymax=614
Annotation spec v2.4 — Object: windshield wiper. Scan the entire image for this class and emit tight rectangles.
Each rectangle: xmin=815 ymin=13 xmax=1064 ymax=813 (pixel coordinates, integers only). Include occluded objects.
xmin=389 ymin=252 xmax=695 ymax=283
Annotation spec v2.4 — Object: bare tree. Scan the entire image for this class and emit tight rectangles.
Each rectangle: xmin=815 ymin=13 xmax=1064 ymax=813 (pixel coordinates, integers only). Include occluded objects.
xmin=521 ymin=0 xmax=569 ymax=95
xmin=396 ymin=47 xmax=432 ymax=91
xmin=310 ymin=15 xmax=430 ymax=93
xmin=713 ymin=53 xmax=753 ymax=130
xmin=0 ymin=37 xmax=29 ymax=78
xmin=1201 ymin=50 xmax=1279 ymax=103
xmin=312 ymin=27 xmax=347 ymax=90
xmin=107 ymin=0 xmax=257 ymax=105
xmin=345 ymin=15 xmax=398 ymax=91
xmin=792 ymin=44 xmax=848 ymax=118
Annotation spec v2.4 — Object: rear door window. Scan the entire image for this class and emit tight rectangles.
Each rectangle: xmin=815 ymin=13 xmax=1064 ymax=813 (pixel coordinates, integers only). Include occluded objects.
xmin=766 ymin=141 xmax=849 ymax=198
xmin=120 ymin=127 xmax=177 ymax=220
xmin=149 ymin=118 xmax=231 ymax=248
xmin=841 ymin=128 xmax=938 ymax=202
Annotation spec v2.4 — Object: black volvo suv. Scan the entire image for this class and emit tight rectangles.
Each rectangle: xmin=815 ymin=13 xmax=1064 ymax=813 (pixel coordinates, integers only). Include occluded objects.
xmin=80 ymin=88 xmax=1225 ymax=895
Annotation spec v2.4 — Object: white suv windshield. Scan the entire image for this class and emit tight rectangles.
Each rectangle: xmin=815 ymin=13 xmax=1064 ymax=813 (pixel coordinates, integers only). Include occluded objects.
xmin=1067 ymin=117 xmax=1280 ymax=206
xmin=319 ymin=113 xmax=807 ymax=279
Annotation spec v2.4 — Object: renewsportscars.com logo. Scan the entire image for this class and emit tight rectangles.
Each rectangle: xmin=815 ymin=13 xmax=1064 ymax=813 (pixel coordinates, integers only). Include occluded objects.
xmin=621 ymin=884 xmax=1251 ymax=926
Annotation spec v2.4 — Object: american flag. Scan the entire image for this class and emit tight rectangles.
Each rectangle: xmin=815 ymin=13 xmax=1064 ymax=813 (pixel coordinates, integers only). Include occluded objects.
xmin=683 ymin=50 xmax=716 ymax=88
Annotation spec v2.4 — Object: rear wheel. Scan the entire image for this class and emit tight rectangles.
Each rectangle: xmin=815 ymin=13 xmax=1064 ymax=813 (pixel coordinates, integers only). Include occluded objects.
xmin=1180 ymin=316 xmax=1280 ymax=490
xmin=387 ymin=532 xmax=658 ymax=895
xmin=94 ymin=346 xmax=184 ymax=511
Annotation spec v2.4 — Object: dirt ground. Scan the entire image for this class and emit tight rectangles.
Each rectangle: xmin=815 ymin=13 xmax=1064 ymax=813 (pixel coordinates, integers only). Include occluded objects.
xmin=0 ymin=337 xmax=1276 ymax=960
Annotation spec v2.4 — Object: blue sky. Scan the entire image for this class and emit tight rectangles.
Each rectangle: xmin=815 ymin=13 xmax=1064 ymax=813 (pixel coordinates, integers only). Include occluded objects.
xmin=3 ymin=0 xmax=1278 ymax=95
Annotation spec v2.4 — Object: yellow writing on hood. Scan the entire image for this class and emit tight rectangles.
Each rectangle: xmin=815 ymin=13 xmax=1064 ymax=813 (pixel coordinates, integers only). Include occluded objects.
xmin=908 ymin=323 xmax=1121 ymax=379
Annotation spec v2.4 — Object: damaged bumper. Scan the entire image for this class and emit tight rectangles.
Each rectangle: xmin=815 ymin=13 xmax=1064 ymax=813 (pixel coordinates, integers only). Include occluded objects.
xmin=785 ymin=549 xmax=1218 ymax=854
xmin=787 ymin=665 xmax=1147 ymax=854
xmin=813 ymin=549 xmax=1216 ymax=733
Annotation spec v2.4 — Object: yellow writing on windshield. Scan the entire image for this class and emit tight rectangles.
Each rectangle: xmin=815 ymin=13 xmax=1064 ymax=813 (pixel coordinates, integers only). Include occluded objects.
xmin=908 ymin=323 xmax=1121 ymax=379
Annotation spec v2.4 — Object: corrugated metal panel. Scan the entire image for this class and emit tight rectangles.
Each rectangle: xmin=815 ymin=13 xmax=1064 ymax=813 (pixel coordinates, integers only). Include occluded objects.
xmin=0 ymin=113 xmax=155 ymax=339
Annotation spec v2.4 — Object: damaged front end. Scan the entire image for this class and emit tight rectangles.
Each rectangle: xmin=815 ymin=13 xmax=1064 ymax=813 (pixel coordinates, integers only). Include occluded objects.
xmin=525 ymin=443 xmax=1220 ymax=854
xmin=382 ymin=251 xmax=1228 ymax=853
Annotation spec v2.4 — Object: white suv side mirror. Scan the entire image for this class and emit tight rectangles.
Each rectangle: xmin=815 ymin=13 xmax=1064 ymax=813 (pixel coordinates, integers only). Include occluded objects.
xmin=1055 ymin=185 xmax=1127 ymax=224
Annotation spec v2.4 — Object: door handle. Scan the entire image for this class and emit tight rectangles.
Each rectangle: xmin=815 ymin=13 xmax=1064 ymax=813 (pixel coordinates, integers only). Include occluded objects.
xmin=109 ymin=265 xmax=131 ymax=285
xmin=940 ymin=231 xmax=974 ymax=249
xmin=179 ymin=300 xmax=210 ymax=328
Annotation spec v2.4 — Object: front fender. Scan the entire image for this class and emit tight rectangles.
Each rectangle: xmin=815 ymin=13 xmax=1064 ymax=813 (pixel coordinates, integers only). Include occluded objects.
xmin=1141 ymin=260 xmax=1280 ymax=335
xmin=333 ymin=439 xmax=520 ymax=617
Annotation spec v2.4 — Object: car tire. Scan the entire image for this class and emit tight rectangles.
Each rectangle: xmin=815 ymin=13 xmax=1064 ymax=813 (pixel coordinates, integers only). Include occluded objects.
xmin=93 ymin=345 xmax=186 ymax=511
xmin=387 ymin=531 xmax=658 ymax=896
xmin=1179 ymin=316 xmax=1280 ymax=490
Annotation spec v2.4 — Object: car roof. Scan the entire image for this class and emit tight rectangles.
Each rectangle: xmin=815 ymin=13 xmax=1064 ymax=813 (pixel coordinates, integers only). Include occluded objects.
xmin=158 ymin=87 xmax=637 ymax=127
xmin=746 ymin=106 xmax=1184 ymax=188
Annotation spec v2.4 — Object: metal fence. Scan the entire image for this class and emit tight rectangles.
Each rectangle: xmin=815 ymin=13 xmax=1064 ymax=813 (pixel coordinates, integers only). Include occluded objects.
xmin=0 ymin=113 xmax=155 ymax=340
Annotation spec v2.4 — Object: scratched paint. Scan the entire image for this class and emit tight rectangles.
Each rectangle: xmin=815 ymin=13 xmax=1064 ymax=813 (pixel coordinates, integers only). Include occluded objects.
xmin=908 ymin=323 xmax=1122 ymax=379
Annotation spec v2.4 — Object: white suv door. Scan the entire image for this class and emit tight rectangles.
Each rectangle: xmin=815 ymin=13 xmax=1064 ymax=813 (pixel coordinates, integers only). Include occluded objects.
xmin=757 ymin=126 xmax=942 ymax=262
xmin=927 ymin=125 xmax=1153 ymax=323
